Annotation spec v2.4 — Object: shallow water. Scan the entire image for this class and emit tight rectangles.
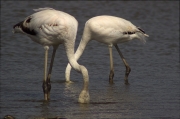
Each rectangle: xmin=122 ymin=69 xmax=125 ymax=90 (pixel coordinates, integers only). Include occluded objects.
xmin=1 ymin=1 xmax=179 ymax=119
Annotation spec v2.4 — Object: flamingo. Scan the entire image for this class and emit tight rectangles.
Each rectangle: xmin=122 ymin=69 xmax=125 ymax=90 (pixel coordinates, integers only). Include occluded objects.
xmin=13 ymin=8 xmax=89 ymax=103
xmin=65 ymin=15 xmax=149 ymax=84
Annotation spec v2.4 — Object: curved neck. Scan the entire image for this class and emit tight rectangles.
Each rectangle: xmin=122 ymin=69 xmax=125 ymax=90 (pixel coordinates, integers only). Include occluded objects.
xmin=75 ymin=28 xmax=91 ymax=61
xmin=64 ymin=40 xmax=79 ymax=71
xmin=65 ymin=27 xmax=90 ymax=82
xmin=74 ymin=38 xmax=88 ymax=61
xmin=64 ymin=40 xmax=89 ymax=89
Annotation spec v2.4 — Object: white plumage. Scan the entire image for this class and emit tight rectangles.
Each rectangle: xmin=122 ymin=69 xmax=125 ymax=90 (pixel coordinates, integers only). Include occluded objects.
xmin=65 ymin=15 xmax=149 ymax=84
xmin=13 ymin=8 xmax=90 ymax=103
xmin=13 ymin=8 xmax=77 ymax=46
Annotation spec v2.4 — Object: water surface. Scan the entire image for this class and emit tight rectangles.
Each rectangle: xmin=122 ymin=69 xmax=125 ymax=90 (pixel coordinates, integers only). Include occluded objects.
xmin=1 ymin=1 xmax=179 ymax=119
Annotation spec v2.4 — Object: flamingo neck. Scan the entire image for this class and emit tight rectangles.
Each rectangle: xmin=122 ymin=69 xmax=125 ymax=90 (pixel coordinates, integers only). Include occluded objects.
xmin=74 ymin=28 xmax=91 ymax=61
xmin=74 ymin=38 xmax=89 ymax=61
xmin=64 ymin=40 xmax=89 ymax=89
xmin=65 ymin=28 xmax=90 ymax=81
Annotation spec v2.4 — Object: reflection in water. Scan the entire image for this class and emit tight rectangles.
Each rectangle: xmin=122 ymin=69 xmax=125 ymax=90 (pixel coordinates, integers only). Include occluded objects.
xmin=40 ymin=102 xmax=51 ymax=118
xmin=64 ymin=81 xmax=78 ymax=99
xmin=38 ymin=102 xmax=67 ymax=119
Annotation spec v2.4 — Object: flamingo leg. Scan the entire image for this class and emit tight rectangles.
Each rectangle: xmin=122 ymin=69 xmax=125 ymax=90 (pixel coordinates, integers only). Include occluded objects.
xmin=114 ymin=44 xmax=130 ymax=85
xmin=108 ymin=45 xmax=114 ymax=84
xmin=43 ymin=46 xmax=49 ymax=101
xmin=46 ymin=46 xmax=58 ymax=99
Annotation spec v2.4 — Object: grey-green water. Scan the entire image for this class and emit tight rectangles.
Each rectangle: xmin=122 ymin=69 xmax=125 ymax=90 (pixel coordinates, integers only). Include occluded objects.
xmin=1 ymin=1 xmax=179 ymax=119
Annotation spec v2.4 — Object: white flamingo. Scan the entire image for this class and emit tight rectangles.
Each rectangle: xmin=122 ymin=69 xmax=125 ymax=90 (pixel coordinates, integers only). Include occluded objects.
xmin=65 ymin=15 xmax=149 ymax=84
xmin=13 ymin=8 xmax=89 ymax=103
